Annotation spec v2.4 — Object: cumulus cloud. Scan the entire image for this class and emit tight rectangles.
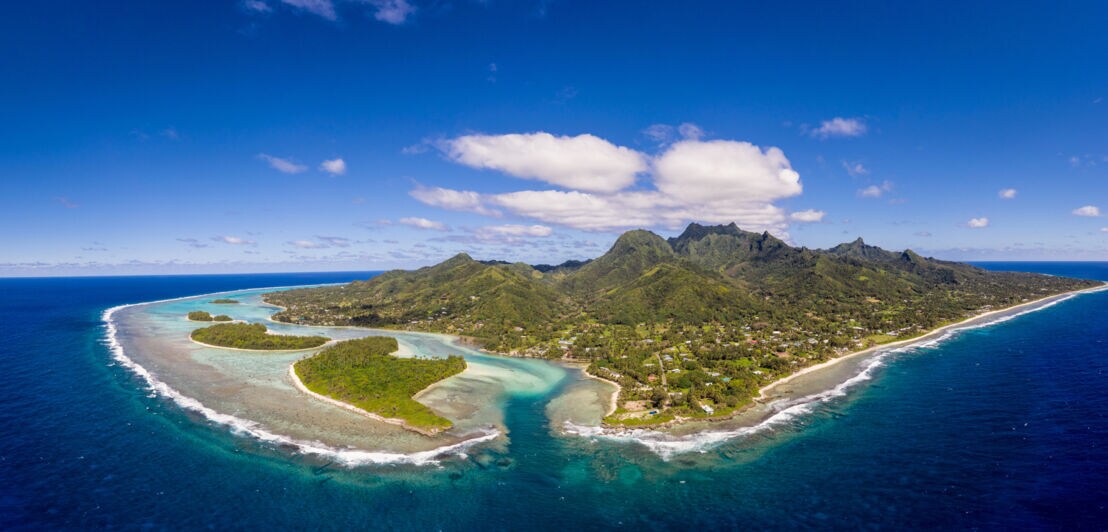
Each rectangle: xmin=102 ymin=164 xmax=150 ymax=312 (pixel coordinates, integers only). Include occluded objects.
xmin=212 ymin=235 xmax=257 ymax=245
xmin=417 ymin=134 xmax=806 ymax=234
xmin=810 ymin=117 xmax=867 ymax=139
xmin=398 ymin=217 xmax=449 ymax=231
xmin=442 ymin=132 xmax=648 ymax=193
xmin=410 ymin=185 xmax=500 ymax=216
xmin=288 ymin=240 xmax=327 ymax=249
xmin=258 ymin=153 xmax=307 ymax=174
xmin=654 ymin=140 xmax=800 ymax=204
xmin=320 ymin=158 xmax=346 ymax=175
xmin=1073 ymin=205 xmax=1101 ymax=217
xmin=966 ymin=217 xmax=989 ymax=228
xmin=998 ymin=188 xmax=1018 ymax=199
xmin=789 ymin=209 xmax=826 ymax=223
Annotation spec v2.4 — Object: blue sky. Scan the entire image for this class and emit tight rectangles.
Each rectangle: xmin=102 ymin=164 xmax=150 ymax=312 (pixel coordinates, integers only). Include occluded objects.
xmin=1 ymin=0 xmax=1106 ymax=276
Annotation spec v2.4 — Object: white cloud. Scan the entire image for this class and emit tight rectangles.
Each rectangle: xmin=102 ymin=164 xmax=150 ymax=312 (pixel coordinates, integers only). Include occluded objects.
xmin=676 ymin=123 xmax=705 ymax=141
xmin=653 ymin=140 xmax=801 ymax=205
xmin=419 ymin=134 xmax=804 ymax=235
xmin=810 ymin=117 xmax=867 ymax=139
xmin=998 ymin=188 xmax=1017 ymax=199
xmin=369 ymin=0 xmax=414 ymax=24
xmin=280 ymin=0 xmax=336 ymax=20
xmin=966 ymin=217 xmax=989 ymax=228
xmin=642 ymin=124 xmax=675 ymax=144
xmin=258 ymin=153 xmax=307 ymax=174
xmin=288 ymin=240 xmax=326 ymax=249
xmin=858 ymin=181 xmax=893 ymax=198
xmin=477 ymin=224 xmax=552 ymax=237
xmin=410 ymin=185 xmax=500 ymax=216
xmin=473 ymin=224 xmax=553 ymax=243
xmin=643 ymin=122 xmax=705 ymax=145
xmin=443 ymin=132 xmax=648 ymax=193
xmin=789 ymin=209 xmax=826 ymax=223
xmin=842 ymin=161 xmax=868 ymax=177
xmin=319 ymin=157 xmax=346 ymax=175
xmin=243 ymin=0 xmax=272 ymax=13
xmin=316 ymin=235 xmax=351 ymax=247
xmin=398 ymin=217 xmax=449 ymax=231
xmin=1101 ymin=227 xmax=1108 ymax=233
xmin=1073 ymin=205 xmax=1101 ymax=217
xmin=213 ymin=235 xmax=257 ymax=245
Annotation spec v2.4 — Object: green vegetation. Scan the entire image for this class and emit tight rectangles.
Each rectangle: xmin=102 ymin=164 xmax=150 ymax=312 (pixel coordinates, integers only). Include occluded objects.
xmin=210 ymin=298 xmax=239 ymax=304
xmin=191 ymin=322 xmax=328 ymax=350
xmin=265 ymin=223 xmax=1100 ymax=425
xmin=294 ymin=336 xmax=466 ymax=431
xmin=187 ymin=311 xmax=233 ymax=322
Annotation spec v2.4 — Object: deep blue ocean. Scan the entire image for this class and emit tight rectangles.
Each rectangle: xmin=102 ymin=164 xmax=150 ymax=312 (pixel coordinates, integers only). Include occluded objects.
xmin=2 ymin=264 xmax=1107 ymax=530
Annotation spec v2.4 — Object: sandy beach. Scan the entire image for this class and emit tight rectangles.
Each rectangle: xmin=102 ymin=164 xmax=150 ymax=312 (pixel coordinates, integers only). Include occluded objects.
xmin=286 ymin=364 xmax=444 ymax=437
xmin=584 ymin=282 xmax=1108 ymax=433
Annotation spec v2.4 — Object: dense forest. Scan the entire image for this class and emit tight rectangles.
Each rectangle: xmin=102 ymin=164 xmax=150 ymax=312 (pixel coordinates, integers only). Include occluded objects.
xmin=187 ymin=311 xmax=232 ymax=322
xmin=209 ymin=299 xmax=239 ymax=304
xmin=293 ymin=336 xmax=466 ymax=431
xmin=190 ymin=322 xmax=329 ymax=350
xmin=266 ymin=223 xmax=1100 ymax=425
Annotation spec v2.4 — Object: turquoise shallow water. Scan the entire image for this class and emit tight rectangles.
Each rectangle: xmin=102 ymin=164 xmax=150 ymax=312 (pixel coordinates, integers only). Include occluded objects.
xmin=2 ymin=264 xmax=1107 ymax=529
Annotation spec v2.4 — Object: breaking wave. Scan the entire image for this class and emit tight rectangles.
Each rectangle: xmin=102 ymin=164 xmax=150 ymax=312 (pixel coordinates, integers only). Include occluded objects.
xmin=565 ymin=286 xmax=1105 ymax=459
xmin=102 ymin=296 xmax=498 ymax=467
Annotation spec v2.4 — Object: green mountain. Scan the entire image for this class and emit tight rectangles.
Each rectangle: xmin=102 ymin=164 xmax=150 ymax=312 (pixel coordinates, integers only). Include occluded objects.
xmin=265 ymin=223 xmax=1099 ymax=424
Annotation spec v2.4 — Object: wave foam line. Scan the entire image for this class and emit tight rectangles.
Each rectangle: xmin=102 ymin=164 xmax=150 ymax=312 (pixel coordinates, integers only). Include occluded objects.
xmin=566 ymin=285 xmax=1106 ymax=459
xmin=102 ymin=298 xmax=498 ymax=467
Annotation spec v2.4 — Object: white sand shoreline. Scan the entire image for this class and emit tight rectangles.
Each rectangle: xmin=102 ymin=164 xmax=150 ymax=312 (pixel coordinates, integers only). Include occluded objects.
xmin=285 ymin=364 xmax=443 ymax=437
xmin=755 ymin=282 xmax=1108 ymax=403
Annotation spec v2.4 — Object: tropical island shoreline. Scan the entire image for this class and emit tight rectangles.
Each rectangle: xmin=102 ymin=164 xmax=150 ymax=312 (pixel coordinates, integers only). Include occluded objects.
xmin=578 ymin=281 xmax=1108 ymax=434
xmin=286 ymin=364 xmax=445 ymax=437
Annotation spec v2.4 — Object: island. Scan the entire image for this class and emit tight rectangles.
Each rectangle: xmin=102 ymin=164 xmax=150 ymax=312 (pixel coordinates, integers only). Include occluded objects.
xmin=291 ymin=336 xmax=466 ymax=434
xmin=264 ymin=223 xmax=1100 ymax=426
xmin=187 ymin=311 xmax=233 ymax=322
xmin=190 ymin=322 xmax=329 ymax=350
xmin=210 ymin=298 xmax=240 ymax=304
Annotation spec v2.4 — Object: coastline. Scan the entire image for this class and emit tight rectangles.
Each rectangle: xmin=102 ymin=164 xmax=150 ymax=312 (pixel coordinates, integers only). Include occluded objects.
xmin=285 ymin=364 xmax=444 ymax=437
xmin=261 ymin=281 xmax=1108 ymax=434
xmin=188 ymin=336 xmax=334 ymax=353
xmin=593 ymin=281 xmax=1108 ymax=433
xmin=103 ymin=298 xmax=499 ymax=466
xmin=755 ymin=282 xmax=1108 ymax=405
xmin=573 ymin=364 xmax=620 ymax=417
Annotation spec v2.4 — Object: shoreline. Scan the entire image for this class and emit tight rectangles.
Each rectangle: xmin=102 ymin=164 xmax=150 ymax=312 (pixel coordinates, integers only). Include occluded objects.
xmin=596 ymin=281 xmax=1108 ymax=433
xmin=188 ymin=336 xmax=334 ymax=353
xmin=572 ymin=363 xmax=620 ymax=417
xmin=757 ymin=281 xmax=1108 ymax=403
xmin=285 ymin=364 xmax=444 ymax=437
xmin=261 ymin=281 xmax=1107 ymax=434
xmin=103 ymin=298 xmax=498 ymax=466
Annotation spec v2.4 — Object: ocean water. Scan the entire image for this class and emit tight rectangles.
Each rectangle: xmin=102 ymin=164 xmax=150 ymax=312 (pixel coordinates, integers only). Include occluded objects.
xmin=2 ymin=264 xmax=1107 ymax=529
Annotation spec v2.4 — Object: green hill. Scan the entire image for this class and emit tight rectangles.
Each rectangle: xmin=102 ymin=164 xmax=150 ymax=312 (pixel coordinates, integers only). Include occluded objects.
xmin=264 ymin=223 xmax=1099 ymax=424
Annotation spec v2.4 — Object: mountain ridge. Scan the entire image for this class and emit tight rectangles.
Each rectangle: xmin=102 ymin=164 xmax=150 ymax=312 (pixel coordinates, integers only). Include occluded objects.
xmin=265 ymin=223 xmax=1099 ymax=426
